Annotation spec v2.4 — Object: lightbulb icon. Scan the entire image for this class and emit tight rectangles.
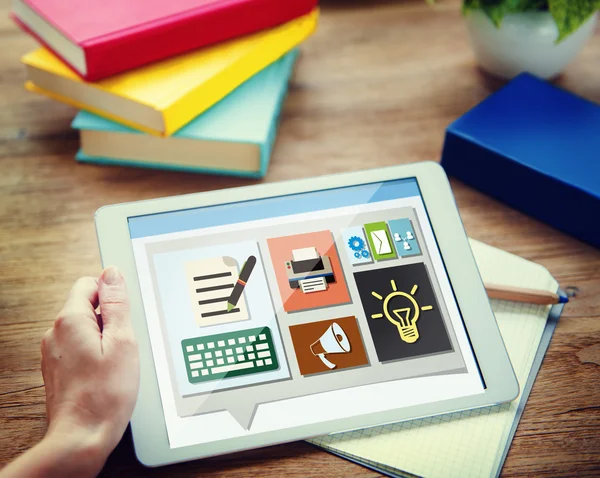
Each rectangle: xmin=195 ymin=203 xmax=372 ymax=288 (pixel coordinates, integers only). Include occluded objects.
xmin=370 ymin=281 xmax=433 ymax=344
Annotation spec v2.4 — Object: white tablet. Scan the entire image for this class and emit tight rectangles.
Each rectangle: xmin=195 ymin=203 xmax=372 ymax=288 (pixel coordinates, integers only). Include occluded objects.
xmin=95 ymin=162 xmax=518 ymax=467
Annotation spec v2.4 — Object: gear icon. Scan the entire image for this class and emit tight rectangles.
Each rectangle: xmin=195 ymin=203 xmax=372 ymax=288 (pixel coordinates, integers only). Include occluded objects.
xmin=361 ymin=249 xmax=370 ymax=258
xmin=348 ymin=236 xmax=365 ymax=252
xmin=354 ymin=252 xmax=361 ymax=259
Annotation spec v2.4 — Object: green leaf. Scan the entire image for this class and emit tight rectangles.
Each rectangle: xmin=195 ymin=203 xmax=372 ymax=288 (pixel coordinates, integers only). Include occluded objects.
xmin=460 ymin=0 xmax=599 ymax=35
xmin=481 ymin=4 xmax=510 ymax=27
xmin=525 ymin=0 xmax=550 ymax=10
xmin=463 ymin=0 xmax=553 ymax=26
xmin=463 ymin=0 xmax=482 ymax=15
xmin=549 ymin=0 xmax=599 ymax=42
xmin=463 ymin=0 xmax=482 ymax=7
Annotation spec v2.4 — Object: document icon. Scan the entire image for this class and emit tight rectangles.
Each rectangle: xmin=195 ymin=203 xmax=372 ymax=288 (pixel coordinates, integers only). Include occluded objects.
xmin=364 ymin=222 xmax=398 ymax=261
xmin=185 ymin=256 xmax=250 ymax=327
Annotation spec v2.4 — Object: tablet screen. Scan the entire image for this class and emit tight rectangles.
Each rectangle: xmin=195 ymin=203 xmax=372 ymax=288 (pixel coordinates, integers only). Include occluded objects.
xmin=129 ymin=178 xmax=485 ymax=449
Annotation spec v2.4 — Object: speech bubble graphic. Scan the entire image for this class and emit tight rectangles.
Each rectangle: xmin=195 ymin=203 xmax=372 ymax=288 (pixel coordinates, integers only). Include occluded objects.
xmin=146 ymin=207 xmax=469 ymax=430
xmin=174 ymin=338 xmax=468 ymax=430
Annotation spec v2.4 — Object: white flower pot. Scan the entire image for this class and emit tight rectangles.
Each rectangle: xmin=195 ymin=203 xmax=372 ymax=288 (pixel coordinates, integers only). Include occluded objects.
xmin=465 ymin=10 xmax=598 ymax=80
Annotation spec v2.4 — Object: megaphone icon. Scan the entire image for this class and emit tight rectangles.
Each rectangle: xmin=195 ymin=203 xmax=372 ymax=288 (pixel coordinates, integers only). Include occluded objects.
xmin=310 ymin=322 xmax=351 ymax=369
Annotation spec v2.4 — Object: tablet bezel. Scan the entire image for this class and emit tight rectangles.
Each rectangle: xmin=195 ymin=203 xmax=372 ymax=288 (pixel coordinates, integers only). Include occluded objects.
xmin=95 ymin=161 xmax=518 ymax=467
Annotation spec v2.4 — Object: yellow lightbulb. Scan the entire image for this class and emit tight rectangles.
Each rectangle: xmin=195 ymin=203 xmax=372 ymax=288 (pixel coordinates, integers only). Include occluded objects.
xmin=370 ymin=282 xmax=433 ymax=344
xmin=383 ymin=291 xmax=420 ymax=343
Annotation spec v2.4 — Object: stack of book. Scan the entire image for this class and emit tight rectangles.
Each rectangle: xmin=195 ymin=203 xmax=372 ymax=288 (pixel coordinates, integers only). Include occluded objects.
xmin=14 ymin=0 xmax=319 ymax=178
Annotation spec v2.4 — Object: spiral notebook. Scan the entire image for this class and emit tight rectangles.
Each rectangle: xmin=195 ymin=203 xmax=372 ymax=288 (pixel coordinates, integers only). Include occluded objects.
xmin=309 ymin=239 xmax=564 ymax=478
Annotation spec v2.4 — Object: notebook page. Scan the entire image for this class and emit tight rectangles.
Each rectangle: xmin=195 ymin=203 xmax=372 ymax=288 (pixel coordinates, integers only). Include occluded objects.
xmin=309 ymin=239 xmax=558 ymax=478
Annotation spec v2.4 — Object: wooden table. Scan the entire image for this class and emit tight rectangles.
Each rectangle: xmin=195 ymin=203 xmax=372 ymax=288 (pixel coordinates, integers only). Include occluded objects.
xmin=1 ymin=0 xmax=599 ymax=476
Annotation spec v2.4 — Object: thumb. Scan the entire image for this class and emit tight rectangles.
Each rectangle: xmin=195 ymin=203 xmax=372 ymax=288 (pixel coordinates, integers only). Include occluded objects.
xmin=98 ymin=266 xmax=131 ymax=335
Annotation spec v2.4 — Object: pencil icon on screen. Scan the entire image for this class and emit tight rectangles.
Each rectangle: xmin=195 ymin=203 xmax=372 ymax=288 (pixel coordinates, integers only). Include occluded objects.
xmin=227 ymin=255 xmax=256 ymax=312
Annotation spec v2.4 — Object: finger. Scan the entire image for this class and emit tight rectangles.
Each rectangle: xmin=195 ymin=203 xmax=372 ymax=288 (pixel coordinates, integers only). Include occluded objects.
xmin=55 ymin=277 xmax=101 ymax=331
xmin=98 ymin=266 xmax=131 ymax=335
xmin=41 ymin=327 xmax=53 ymax=352
xmin=67 ymin=276 xmax=99 ymax=310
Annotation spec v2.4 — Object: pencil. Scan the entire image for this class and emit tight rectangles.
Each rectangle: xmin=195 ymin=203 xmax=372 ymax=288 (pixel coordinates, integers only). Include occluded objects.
xmin=227 ymin=255 xmax=257 ymax=312
xmin=485 ymin=283 xmax=568 ymax=305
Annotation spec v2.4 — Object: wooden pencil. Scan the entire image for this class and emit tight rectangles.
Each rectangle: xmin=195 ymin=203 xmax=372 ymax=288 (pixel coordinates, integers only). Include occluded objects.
xmin=485 ymin=283 xmax=568 ymax=305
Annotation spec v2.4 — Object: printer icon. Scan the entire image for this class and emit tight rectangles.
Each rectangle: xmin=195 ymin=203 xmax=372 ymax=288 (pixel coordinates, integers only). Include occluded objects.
xmin=285 ymin=247 xmax=335 ymax=294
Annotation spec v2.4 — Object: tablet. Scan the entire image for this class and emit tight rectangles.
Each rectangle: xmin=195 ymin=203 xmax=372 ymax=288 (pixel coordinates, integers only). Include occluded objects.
xmin=95 ymin=162 xmax=518 ymax=467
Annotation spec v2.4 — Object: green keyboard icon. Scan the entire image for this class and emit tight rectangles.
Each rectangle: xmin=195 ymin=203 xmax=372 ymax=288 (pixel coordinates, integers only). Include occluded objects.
xmin=182 ymin=327 xmax=278 ymax=384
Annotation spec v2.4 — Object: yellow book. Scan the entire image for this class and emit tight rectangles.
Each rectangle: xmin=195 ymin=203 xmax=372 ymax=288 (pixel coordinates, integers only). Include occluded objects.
xmin=22 ymin=9 xmax=318 ymax=136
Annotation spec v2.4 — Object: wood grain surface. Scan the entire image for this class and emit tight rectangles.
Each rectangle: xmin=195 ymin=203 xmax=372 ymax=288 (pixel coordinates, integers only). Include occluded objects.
xmin=1 ymin=0 xmax=599 ymax=476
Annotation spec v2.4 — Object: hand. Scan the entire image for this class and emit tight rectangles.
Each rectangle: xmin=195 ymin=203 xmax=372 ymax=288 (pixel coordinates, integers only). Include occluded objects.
xmin=0 ymin=267 xmax=140 ymax=478
xmin=43 ymin=266 xmax=140 ymax=466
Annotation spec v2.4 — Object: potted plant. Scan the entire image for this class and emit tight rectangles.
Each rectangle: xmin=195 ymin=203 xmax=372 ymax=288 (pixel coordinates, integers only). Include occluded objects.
xmin=460 ymin=1 xmax=599 ymax=79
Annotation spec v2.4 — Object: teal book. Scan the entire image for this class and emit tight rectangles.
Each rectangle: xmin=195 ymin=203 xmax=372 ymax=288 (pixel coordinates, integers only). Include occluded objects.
xmin=72 ymin=50 xmax=299 ymax=178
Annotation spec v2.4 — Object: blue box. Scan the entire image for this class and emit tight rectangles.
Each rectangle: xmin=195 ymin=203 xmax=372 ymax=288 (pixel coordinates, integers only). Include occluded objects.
xmin=441 ymin=73 xmax=600 ymax=248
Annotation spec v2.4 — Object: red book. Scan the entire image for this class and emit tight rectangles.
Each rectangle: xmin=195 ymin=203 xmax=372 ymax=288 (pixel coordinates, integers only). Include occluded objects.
xmin=12 ymin=0 xmax=318 ymax=81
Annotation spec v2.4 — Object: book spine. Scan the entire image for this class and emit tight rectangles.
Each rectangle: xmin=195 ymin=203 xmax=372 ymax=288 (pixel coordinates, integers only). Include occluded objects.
xmin=82 ymin=0 xmax=318 ymax=81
